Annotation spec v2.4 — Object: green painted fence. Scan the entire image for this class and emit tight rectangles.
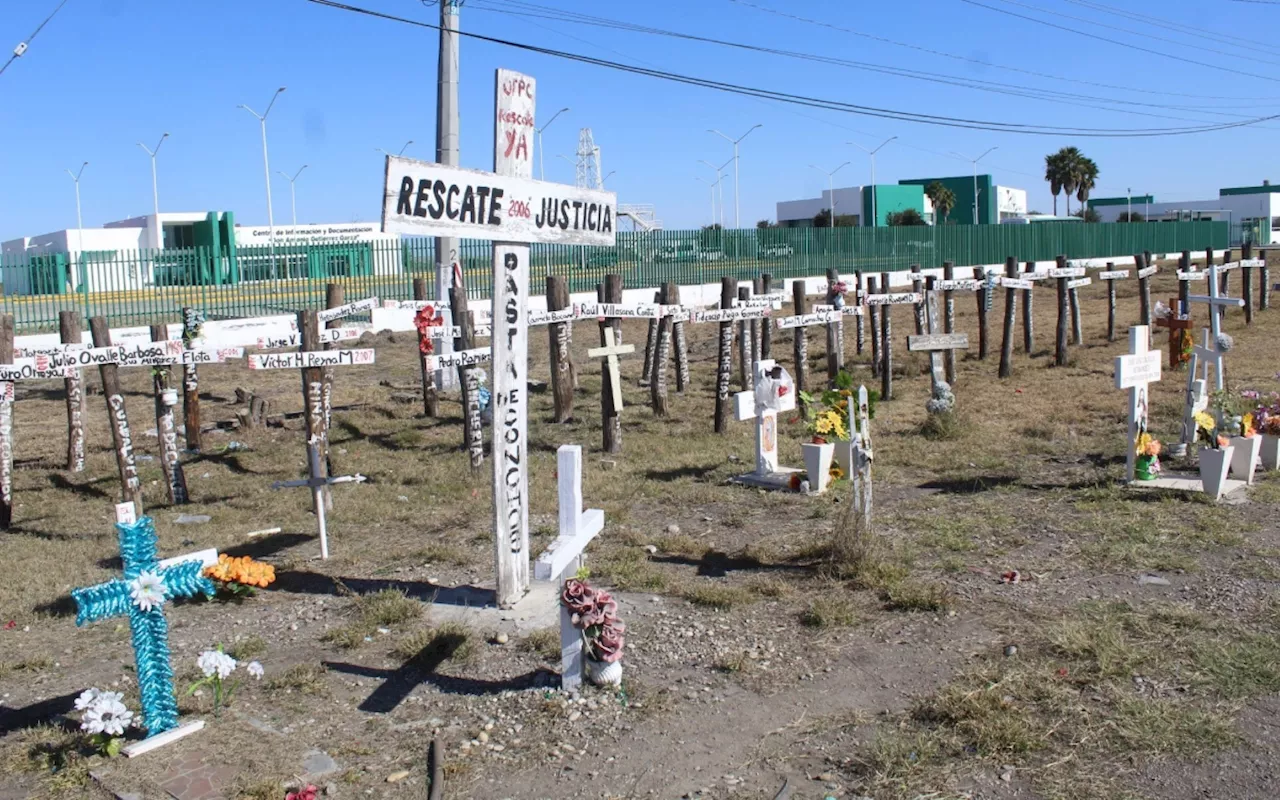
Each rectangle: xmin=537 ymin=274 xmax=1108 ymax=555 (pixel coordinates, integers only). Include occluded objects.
xmin=0 ymin=221 xmax=1226 ymax=332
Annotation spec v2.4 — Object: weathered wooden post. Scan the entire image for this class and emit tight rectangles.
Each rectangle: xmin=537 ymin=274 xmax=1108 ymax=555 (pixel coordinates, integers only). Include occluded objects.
xmin=322 ymin=284 xmax=343 ymax=477
xmin=999 ymin=257 xmax=1018 ymax=379
xmin=824 ymin=268 xmax=843 ymax=382
xmin=737 ymin=286 xmax=753 ymax=390
xmin=149 ymin=324 xmax=189 ymax=505
xmin=879 ymin=271 xmax=893 ymax=402
xmin=750 ymin=277 xmax=764 ymax=367
xmin=1219 ymin=248 xmax=1232 ymax=298
xmin=1105 ymin=261 xmax=1121 ymax=341
xmin=449 ymin=285 xmax=484 ymax=472
xmin=1055 ymin=256 xmax=1070 ymax=367
xmin=909 ymin=264 xmax=926 ymax=336
xmin=760 ymin=273 xmax=774 ymax=359
xmin=547 ymin=275 xmax=574 ymax=423
xmin=639 ymin=289 xmax=660 ymax=387
xmin=791 ymin=280 xmax=809 ymax=403
xmin=715 ymin=278 xmax=736 ymax=434
xmin=0 ymin=315 xmax=11 ymax=529
xmin=976 ymin=267 xmax=990 ymax=360
xmin=59 ymin=310 xmax=86 ymax=472
xmin=852 ymin=270 xmax=865 ymax=355
xmin=1022 ymin=261 xmax=1035 ymax=354
xmin=1242 ymin=241 xmax=1255 ymax=325
xmin=1259 ymin=248 xmax=1271 ymax=311
xmin=412 ymin=278 xmax=439 ymax=417
xmin=867 ymin=276 xmax=881 ymax=378
xmin=599 ymin=276 xmax=625 ymax=452
xmin=298 ymin=310 xmax=332 ymax=509
xmin=90 ymin=317 xmax=143 ymax=511
xmin=942 ymin=261 xmax=957 ymax=384
xmin=649 ymin=284 xmax=673 ymax=417
xmin=1067 ymin=263 xmax=1083 ymax=346
xmin=1178 ymin=252 xmax=1192 ymax=317
xmin=180 ymin=307 xmax=202 ymax=452
xmin=668 ymin=283 xmax=690 ymax=394
xmin=1136 ymin=252 xmax=1153 ymax=326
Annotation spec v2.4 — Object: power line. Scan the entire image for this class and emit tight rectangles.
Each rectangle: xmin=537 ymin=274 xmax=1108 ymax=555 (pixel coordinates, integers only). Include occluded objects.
xmin=468 ymin=0 xmax=1279 ymax=122
xmin=724 ymin=0 xmax=1279 ymax=102
xmin=959 ymin=0 xmax=1280 ymax=83
xmin=305 ymin=0 xmax=1280 ymax=136
xmin=0 ymin=0 xmax=72 ymax=78
xmin=1062 ymin=0 xmax=1280 ymax=56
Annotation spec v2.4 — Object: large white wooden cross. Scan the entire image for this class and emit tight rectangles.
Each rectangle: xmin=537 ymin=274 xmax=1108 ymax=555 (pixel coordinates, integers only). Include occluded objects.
xmin=381 ymin=68 xmax=617 ymax=608
xmin=534 ymin=444 xmax=604 ymax=692
xmin=834 ymin=385 xmax=873 ymax=530
xmin=1187 ymin=265 xmax=1243 ymax=393
xmin=1178 ymin=328 xmax=1214 ymax=455
xmin=733 ymin=359 xmax=799 ymax=485
xmin=1114 ymin=325 xmax=1163 ymax=483
xmin=586 ymin=327 xmax=635 ymax=411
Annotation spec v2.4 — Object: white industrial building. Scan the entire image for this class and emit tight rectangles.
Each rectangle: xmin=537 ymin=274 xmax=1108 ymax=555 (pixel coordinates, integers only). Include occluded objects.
xmin=1088 ymin=184 xmax=1280 ymax=244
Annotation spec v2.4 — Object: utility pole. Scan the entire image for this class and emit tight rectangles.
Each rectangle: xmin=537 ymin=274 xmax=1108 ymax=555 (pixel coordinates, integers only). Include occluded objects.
xmin=277 ymin=165 xmax=309 ymax=226
xmin=377 ymin=140 xmax=414 ymax=158
xmin=810 ymin=162 xmax=851 ymax=225
xmin=848 ymin=136 xmax=896 ymax=227
xmin=137 ymin=133 xmax=169 ymax=222
xmin=65 ymin=162 xmax=87 ymax=271
xmin=536 ymin=107 xmax=569 ymax=181
xmin=434 ymin=0 xmax=462 ymax=388
xmin=699 ymin=157 xmax=733 ymax=228
xmin=239 ymin=87 xmax=286 ymax=277
xmin=708 ymin=124 xmax=761 ymax=229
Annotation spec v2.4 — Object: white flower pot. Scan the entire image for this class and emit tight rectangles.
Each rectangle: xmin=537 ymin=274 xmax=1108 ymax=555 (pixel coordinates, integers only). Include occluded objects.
xmin=1199 ymin=445 xmax=1234 ymax=501
xmin=833 ymin=440 xmax=855 ymax=478
xmin=1261 ymin=434 xmax=1280 ymax=472
xmin=801 ymin=442 xmax=835 ymax=494
xmin=584 ymin=658 xmax=622 ymax=687
xmin=1229 ymin=435 xmax=1262 ymax=485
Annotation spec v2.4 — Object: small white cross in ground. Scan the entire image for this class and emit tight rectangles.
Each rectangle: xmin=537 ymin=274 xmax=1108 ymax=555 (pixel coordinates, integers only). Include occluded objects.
xmin=586 ymin=327 xmax=635 ymax=412
xmin=534 ymin=444 xmax=604 ymax=692
xmin=270 ymin=439 xmax=367 ymax=559
xmin=1114 ymin=325 xmax=1163 ymax=484
xmin=1187 ymin=265 xmax=1244 ymax=392
xmin=733 ymin=359 xmax=798 ymax=481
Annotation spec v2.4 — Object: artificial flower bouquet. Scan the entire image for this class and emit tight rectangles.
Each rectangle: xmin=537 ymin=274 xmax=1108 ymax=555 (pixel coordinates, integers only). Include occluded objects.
xmin=560 ymin=578 xmax=625 ymax=666
xmin=1134 ymin=432 xmax=1162 ymax=480
xmin=204 ymin=554 xmax=275 ymax=599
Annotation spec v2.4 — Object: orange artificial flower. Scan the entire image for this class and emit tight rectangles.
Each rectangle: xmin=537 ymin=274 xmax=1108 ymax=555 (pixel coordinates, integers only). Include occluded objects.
xmin=205 ymin=554 xmax=276 ymax=588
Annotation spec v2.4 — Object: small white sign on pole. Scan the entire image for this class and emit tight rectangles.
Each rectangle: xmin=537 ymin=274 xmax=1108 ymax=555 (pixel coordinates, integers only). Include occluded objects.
xmin=247 ymin=350 xmax=376 ymax=370
xmin=316 ymin=297 xmax=379 ymax=324
xmin=1099 ymin=270 xmax=1130 ymax=281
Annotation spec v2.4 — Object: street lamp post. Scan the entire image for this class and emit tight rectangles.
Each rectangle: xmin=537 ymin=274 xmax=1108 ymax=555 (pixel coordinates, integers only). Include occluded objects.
xmin=1127 ymin=187 xmax=1132 ymax=222
xmin=950 ymin=147 xmax=998 ymax=224
xmin=708 ymin=124 xmax=761 ymax=229
xmin=136 ymin=133 xmax=170 ymax=222
xmin=695 ymin=176 xmax=720 ymax=227
xmin=377 ymin=140 xmax=414 ymax=158
xmin=536 ymin=107 xmax=570 ymax=181
xmin=65 ymin=162 xmax=88 ymax=280
xmin=276 ymin=165 xmax=309 ymax=226
xmin=810 ymin=162 xmax=852 ymax=226
xmin=698 ymin=158 xmax=734 ymax=228
xmin=847 ymin=136 xmax=896 ymax=227
xmin=239 ymin=87 xmax=286 ymax=277
xmin=601 ymin=170 xmax=616 ymax=187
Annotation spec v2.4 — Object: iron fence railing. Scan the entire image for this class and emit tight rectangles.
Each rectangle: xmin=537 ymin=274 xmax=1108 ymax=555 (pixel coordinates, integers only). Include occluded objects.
xmin=0 ymin=221 xmax=1227 ymax=332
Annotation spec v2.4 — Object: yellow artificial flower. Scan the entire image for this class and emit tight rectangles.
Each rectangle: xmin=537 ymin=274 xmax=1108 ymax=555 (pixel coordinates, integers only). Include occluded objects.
xmin=815 ymin=416 xmax=834 ymax=434
xmin=1194 ymin=410 xmax=1215 ymax=431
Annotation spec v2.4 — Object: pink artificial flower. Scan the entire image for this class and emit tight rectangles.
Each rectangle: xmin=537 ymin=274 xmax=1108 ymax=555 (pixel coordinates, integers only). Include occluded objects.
xmin=593 ymin=620 xmax=626 ymax=663
xmin=560 ymin=579 xmax=596 ymax=617
xmin=286 ymin=786 xmax=319 ymax=800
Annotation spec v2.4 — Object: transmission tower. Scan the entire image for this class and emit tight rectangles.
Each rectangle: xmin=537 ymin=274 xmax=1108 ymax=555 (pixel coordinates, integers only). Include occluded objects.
xmin=575 ymin=128 xmax=602 ymax=190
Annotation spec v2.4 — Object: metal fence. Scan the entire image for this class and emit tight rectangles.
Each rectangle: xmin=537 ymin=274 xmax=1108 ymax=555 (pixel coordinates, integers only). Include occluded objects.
xmin=0 ymin=221 xmax=1226 ymax=332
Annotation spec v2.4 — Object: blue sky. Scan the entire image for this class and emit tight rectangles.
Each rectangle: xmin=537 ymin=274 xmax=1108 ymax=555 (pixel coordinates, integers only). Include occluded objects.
xmin=2 ymin=0 xmax=1278 ymax=239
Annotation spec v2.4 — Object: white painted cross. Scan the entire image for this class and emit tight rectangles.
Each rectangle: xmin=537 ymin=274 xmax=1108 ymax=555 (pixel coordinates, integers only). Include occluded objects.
xmin=733 ymin=360 xmax=799 ymax=485
xmin=1114 ymin=325 xmax=1163 ymax=483
xmin=1187 ymin=265 xmax=1243 ymax=392
xmin=586 ymin=327 xmax=635 ymax=411
xmin=534 ymin=444 xmax=604 ymax=692
xmin=909 ymin=287 xmax=967 ymax=413
xmin=270 ymin=439 xmax=367 ymax=559
xmin=835 ymin=385 xmax=873 ymax=531
xmin=1178 ymin=328 xmax=1214 ymax=456
xmin=381 ymin=67 xmax=617 ymax=609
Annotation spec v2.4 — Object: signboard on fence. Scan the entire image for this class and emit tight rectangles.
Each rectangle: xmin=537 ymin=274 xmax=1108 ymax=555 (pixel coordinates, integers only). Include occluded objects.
xmin=381 ymin=156 xmax=617 ymax=246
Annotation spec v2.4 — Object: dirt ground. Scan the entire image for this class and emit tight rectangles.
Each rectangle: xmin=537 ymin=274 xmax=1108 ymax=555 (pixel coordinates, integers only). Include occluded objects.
xmin=2 ymin=261 xmax=1280 ymax=800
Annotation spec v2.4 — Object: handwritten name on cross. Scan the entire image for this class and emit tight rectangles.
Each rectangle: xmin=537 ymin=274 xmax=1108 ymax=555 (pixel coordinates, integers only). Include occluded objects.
xmin=271 ymin=439 xmax=367 ymax=559
xmin=534 ymin=444 xmax=605 ymax=692
xmin=587 ymin=327 xmax=635 ymax=412
xmin=1114 ymin=325 xmax=1163 ymax=483
xmin=71 ymin=503 xmax=214 ymax=742
xmin=382 ymin=67 xmax=616 ymax=608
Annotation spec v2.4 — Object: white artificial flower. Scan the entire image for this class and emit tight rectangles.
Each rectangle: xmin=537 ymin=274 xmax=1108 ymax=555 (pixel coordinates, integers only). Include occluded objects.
xmin=80 ymin=706 xmax=105 ymax=734
xmin=128 ymin=571 xmax=167 ymax=612
xmin=246 ymin=661 xmax=264 ymax=680
xmin=74 ymin=688 xmax=100 ymax=711
xmin=197 ymin=650 xmax=237 ymax=679
xmin=95 ymin=698 xmax=133 ymax=737
xmin=96 ymin=690 xmax=124 ymax=706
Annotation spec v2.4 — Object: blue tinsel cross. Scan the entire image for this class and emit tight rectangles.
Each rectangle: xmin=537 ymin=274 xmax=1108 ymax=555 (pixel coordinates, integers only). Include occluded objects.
xmin=71 ymin=516 xmax=214 ymax=736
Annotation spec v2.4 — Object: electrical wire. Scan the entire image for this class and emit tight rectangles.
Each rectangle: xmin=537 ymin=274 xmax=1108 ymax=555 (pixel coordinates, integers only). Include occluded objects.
xmin=723 ymin=0 xmax=1279 ymax=102
xmin=467 ymin=0 xmax=1278 ymax=121
xmin=959 ymin=0 xmax=1280 ymax=83
xmin=305 ymin=0 xmax=1280 ymax=136
xmin=0 ymin=0 xmax=71 ymax=78
xmin=1062 ymin=0 xmax=1280 ymax=56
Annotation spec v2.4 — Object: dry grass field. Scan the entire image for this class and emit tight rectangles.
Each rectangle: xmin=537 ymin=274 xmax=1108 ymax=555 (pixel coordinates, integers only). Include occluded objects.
xmin=2 ymin=262 xmax=1280 ymax=799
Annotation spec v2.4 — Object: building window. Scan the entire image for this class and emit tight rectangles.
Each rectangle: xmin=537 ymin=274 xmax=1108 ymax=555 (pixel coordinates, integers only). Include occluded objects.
xmin=163 ymin=224 xmax=195 ymax=249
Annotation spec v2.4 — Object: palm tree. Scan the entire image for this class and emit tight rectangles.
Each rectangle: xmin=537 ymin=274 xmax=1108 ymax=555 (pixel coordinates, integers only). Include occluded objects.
xmin=1044 ymin=152 xmax=1064 ymax=216
xmin=1044 ymin=147 xmax=1086 ymax=216
xmin=925 ymin=181 xmax=956 ymax=224
xmin=1074 ymin=156 xmax=1099 ymax=220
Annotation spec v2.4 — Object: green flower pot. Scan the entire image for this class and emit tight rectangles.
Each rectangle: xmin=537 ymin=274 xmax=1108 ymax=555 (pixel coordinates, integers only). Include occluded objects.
xmin=1135 ymin=454 xmax=1158 ymax=481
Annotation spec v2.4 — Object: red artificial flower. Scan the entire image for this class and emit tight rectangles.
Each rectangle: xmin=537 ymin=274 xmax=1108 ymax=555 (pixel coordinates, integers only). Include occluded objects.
xmin=286 ymin=786 xmax=319 ymax=800
xmin=414 ymin=306 xmax=444 ymax=355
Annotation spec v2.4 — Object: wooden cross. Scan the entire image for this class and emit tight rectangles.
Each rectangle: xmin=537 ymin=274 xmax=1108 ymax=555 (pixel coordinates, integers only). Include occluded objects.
xmin=1187 ymin=264 xmax=1244 ymax=392
xmin=835 ymin=385 xmax=873 ymax=531
xmin=1176 ymin=328 xmax=1218 ymax=457
xmin=270 ymin=439 xmax=367 ymax=559
xmin=382 ymin=67 xmax=616 ymax=608
xmin=1154 ymin=297 xmax=1194 ymax=369
xmin=70 ymin=503 xmax=214 ymax=751
xmin=533 ymin=444 xmax=604 ymax=692
xmin=733 ymin=359 xmax=799 ymax=485
xmin=1114 ymin=325 xmax=1163 ymax=483
xmin=909 ymin=280 xmax=968 ymax=414
xmin=587 ymin=327 xmax=635 ymax=413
